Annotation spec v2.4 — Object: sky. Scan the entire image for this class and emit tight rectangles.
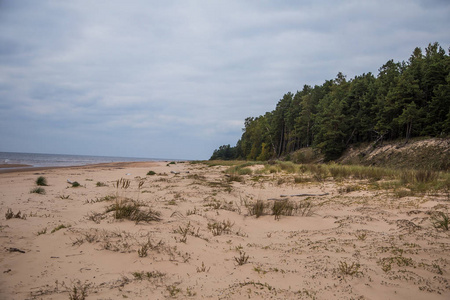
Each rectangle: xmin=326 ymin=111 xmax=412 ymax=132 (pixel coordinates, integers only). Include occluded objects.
xmin=0 ymin=1 xmax=449 ymax=160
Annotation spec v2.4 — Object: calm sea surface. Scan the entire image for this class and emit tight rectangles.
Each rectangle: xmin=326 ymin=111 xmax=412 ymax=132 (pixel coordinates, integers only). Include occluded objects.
xmin=0 ymin=152 xmax=168 ymax=168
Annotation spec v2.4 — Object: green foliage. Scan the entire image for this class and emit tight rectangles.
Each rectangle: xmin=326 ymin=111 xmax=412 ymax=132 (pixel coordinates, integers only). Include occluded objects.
xmin=37 ymin=228 xmax=47 ymax=235
xmin=71 ymin=181 xmax=81 ymax=187
xmin=225 ymin=163 xmax=255 ymax=176
xmin=327 ymin=163 xmax=394 ymax=180
xmin=147 ymin=170 xmax=156 ymax=176
xmin=211 ymin=42 xmax=450 ymax=164
xmin=210 ymin=144 xmax=237 ymax=160
xmin=51 ymin=224 xmax=68 ymax=233
xmin=291 ymin=148 xmax=318 ymax=164
xmin=36 ymin=176 xmax=48 ymax=186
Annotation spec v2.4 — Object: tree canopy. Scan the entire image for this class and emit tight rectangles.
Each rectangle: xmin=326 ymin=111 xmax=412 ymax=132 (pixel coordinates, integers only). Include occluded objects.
xmin=211 ymin=43 xmax=450 ymax=161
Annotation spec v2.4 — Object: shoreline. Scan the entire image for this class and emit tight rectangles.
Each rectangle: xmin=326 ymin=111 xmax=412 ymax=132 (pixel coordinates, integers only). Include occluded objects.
xmin=0 ymin=161 xmax=161 ymax=174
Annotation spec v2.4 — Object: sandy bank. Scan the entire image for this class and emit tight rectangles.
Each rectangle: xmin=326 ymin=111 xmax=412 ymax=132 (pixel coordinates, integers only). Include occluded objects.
xmin=0 ymin=161 xmax=449 ymax=299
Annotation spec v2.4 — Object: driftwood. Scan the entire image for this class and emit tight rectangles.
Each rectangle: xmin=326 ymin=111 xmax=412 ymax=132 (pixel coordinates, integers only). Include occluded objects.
xmin=7 ymin=247 xmax=25 ymax=253
xmin=280 ymin=193 xmax=329 ymax=197
xmin=268 ymin=193 xmax=329 ymax=200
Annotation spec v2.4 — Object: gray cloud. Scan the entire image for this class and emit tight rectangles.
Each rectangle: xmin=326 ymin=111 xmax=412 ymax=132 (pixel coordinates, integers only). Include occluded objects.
xmin=0 ymin=0 xmax=449 ymax=159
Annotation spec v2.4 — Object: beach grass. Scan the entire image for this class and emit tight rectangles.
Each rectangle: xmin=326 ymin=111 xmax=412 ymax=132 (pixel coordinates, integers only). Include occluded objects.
xmin=36 ymin=176 xmax=48 ymax=186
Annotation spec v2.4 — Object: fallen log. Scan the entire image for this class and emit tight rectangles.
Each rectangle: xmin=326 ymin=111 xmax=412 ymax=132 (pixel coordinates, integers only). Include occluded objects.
xmin=273 ymin=192 xmax=330 ymax=198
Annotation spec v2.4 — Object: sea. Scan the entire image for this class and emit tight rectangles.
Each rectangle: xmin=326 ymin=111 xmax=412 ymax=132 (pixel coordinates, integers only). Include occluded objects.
xmin=0 ymin=151 xmax=169 ymax=168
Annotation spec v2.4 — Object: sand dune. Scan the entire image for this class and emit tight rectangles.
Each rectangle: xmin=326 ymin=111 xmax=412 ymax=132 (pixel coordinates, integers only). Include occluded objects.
xmin=0 ymin=161 xmax=449 ymax=299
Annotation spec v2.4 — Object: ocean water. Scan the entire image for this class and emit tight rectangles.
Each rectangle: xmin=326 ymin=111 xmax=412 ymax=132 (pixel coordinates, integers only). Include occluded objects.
xmin=0 ymin=152 xmax=166 ymax=168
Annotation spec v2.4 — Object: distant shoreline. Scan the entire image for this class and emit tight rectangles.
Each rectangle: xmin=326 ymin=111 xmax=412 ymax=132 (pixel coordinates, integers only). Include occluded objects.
xmin=0 ymin=163 xmax=33 ymax=169
xmin=0 ymin=151 xmax=184 ymax=173
xmin=0 ymin=161 xmax=160 ymax=174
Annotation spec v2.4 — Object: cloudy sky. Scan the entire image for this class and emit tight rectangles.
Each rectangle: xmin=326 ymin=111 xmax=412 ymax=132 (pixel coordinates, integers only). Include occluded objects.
xmin=0 ymin=1 xmax=449 ymax=160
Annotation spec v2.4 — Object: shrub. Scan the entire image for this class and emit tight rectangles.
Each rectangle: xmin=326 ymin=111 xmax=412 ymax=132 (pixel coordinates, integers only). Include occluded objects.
xmin=96 ymin=182 xmax=107 ymax=187
xmin=36 ymin=176 xmax=48 ymax=186
xmin=415 ymin=169 xmax=439 ymax=183
xmin=71 ymin=181 xmax=81 ymax=187
xmin=303 ymin=164 xmax=328 ymax=181
xmin=225 ymin=163 xmax=256 ymax=175
xmin=278 ymin=161 xmax=296 ymax=173
xmin=30 ymin=187 xmax=46 ymax=194
xmin=147 ymin=170 xmax=156 ymax=176
xmin=291 ymin=148 xmax=317 ymax=164
xmin=294 ymin=176 xmax=311 ymax=183
xmin=237 ymin=168 xmax=253 ymax=175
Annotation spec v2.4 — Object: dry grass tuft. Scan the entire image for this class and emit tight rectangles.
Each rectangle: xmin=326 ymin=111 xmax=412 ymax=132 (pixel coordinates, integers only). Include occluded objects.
xmin=431 ymin=211 xmax=449 ymax=231
xmin=106 ymin=199 xmax=161 ymax=223
xmin=234 ymin=250 xmax=249 ymax=266
xmin=338 ymin=261 xmax=361 ymax=276
xmin=208 ymin=219 xmax=234 ymax=236
xmin=5 ymin=208 xmax=26 ymax=220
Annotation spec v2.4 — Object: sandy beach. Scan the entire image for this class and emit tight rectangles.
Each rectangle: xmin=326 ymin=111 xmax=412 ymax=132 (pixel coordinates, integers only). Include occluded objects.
xmin=0 ymin=161 xmax=449 ymax=299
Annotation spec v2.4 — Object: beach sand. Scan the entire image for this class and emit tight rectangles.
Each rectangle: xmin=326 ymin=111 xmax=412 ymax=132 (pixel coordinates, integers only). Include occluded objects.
xmin=0 ymin=161 xmax=449 ymax=299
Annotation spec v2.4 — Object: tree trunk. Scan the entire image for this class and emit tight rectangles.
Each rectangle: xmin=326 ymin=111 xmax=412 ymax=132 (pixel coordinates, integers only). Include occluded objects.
xmin=278 ymin=124 xmax=285 ymax=156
